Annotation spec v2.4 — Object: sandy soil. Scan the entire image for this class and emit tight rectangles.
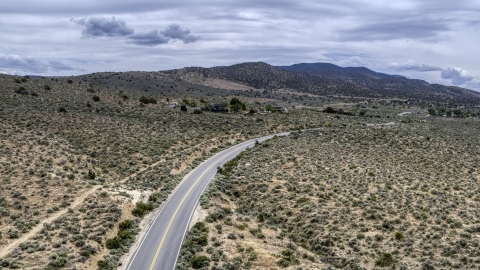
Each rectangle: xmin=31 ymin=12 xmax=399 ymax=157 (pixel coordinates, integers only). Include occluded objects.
xmin=188 ymin=204 xmax=208 ymax=230
xmin=110 ymin=188 xmax=152 ymax=204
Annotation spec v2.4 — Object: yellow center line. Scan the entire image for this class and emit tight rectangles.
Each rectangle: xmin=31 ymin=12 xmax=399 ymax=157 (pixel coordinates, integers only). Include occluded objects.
xmin=148 ymin=149 xmax=236 ymax=270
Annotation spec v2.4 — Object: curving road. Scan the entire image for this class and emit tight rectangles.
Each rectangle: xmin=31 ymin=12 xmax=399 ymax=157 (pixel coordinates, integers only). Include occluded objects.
xmin=126 ymin=132 xmax=290 ymax=270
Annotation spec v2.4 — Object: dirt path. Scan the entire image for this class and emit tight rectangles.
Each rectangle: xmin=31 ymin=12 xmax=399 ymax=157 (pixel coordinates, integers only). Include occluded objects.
xmin=0 ymin=185 xmax=102 ymax=258
xmin=0 ymin=137 xmax=238 ymax=260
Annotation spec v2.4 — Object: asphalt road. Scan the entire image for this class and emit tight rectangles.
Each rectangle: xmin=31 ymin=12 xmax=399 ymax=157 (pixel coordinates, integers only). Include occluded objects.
xmin=126 ymin=132 xmax=290 ymax=270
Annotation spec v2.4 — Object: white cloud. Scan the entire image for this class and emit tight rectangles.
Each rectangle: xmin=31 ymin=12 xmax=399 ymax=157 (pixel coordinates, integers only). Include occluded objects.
xmin=0 ymin=53 xmax=77 ymax=74
xmin=337 ymin=56 xmax=366 ymax=67
xmin=441 ymin=67 xmax=474 ymax=85
xmin=389 ymin=59 xmax=442 ymax=72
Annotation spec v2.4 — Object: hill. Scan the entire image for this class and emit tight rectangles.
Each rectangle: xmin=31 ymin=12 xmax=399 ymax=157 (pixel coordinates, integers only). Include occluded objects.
xmin=166 ymin=62 xmax=480 ymax=106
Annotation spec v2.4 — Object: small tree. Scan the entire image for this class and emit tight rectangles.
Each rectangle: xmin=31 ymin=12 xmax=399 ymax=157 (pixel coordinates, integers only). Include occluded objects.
xmin=181 ymin=105 xmax=188 ymax=111
xmin=230 ymin=98 xmax=245 ymax=113
xmin=230 ymin=103 xmax=243 ymax=114
xmin=87 ymin=170 xmax=96 ymax=180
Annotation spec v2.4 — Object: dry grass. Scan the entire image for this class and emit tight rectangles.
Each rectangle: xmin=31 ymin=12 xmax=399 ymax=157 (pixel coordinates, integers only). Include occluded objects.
xmin=0 ymin=73 xmax=330 ymax=269
xmin=181 ymin=116 xmax=480 ymax=269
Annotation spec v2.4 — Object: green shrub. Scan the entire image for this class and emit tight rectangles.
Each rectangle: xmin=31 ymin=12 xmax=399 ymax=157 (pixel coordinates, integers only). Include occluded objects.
xmin=395 ymin=232 xmax=404 ymax=241
xmin=139 ymin=96 xmax=157 ymax=104
xmin=105 ymin=237 xmax=121 ymax=249
xmin=277 ymin=249 xmax=299 ymax=267
xmin=119 ymin=220 xmax=132 ymax=230
xmin=191 ymin=255 xmax=210 ymax=269
xmin=132 ymin=201 xmax=154 ymax=217
xmin=375 ymin=253 xmax=394 ymax=267
xmin=87 ymin=170 xmax=96 ymax=180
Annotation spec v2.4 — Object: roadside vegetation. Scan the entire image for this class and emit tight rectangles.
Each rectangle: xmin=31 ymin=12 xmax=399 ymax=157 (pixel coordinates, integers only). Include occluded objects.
xmin=180 ymin=116 xmax=480 ymax=269
xmin=1 ymin=69 xmax=479 ymax=269
xmin=0 ymin=74 xmax=324 ymax=269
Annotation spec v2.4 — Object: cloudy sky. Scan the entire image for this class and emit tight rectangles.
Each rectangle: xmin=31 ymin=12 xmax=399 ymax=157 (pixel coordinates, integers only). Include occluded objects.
xmin=1 ymin=0 xmax=479 ymax=90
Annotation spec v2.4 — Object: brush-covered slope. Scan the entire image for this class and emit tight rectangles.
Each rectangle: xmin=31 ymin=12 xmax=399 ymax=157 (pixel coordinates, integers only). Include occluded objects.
xmin=169 ymin=62 xmax=480 ymax=105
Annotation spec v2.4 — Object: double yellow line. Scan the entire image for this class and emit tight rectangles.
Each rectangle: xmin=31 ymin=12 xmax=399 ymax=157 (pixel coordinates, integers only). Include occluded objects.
xmin=148 ymin=148 xmax=235 ymax=269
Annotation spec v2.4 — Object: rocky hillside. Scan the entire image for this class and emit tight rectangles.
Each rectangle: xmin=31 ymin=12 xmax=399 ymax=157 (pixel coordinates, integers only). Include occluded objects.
xmin=169 ymin=62 xmax=480 ymax=106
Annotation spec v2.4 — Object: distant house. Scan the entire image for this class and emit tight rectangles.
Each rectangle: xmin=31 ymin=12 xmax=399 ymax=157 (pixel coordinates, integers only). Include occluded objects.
xmin=165 ymin=101 xmax=178 ymax=108
xmin=211 ymin=104 xmax=227 ymax=112
xmin=272 ymin=106 xmax=288 ymax=113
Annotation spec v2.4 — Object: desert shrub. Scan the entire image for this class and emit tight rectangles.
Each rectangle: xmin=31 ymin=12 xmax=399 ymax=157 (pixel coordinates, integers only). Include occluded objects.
xmin=131 ymin=201 xmax=154 ymax=217
xmin=277 ymin=249 xmax=299 ymax=267
xmin=80 ymin=245 xmax=97 ymax=258
xmin=148 ymin=98 xmax=157 ymax=104
xmin=119 ymin=220 xmax=132 ymax=230
xmin=227 ymin=232 xmax=237 ymax=239
xmin=375 ymin=253 xmax=394 ymax=267
xmin=105 ymin=219 xmax=135 ymax=249
xmin=176 ymin=222 xmax=209 ymax=269
xmin=139 ymin=96 xmax=157 ymax=104
xmin=15 ymin=86 xmax=28 ymax=95
xmin=148 ymin=193 xmax=160 ymax=203
xmin=67 ymin=79 xmax=73 ymax=83
xmin=395 ymin=232 xmax=404 ymax=241
xmin=87 ymin=170 xmax=96 ymax=180
xmin=44 ymin=85 xmax=51 ymax=90
xmin=8 ymin=229 xmax=19 ymax=239
xmin=105 ymin=237 xmax=121 ymax=249
xmin=191 ymin=255 xmax=210 ymax=269
xmin=58 ymin=107 xmax=67 ymax=113
xmin=92 ymin=95 xmax=100 ymax=102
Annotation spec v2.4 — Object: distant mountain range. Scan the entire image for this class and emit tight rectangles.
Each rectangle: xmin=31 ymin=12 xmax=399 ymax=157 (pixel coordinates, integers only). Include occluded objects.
xmin=278 ymin=62 xmax=401 ymax=79
xmin=60 ymin=61 xmax=480 ymax=106
xmin=198 ymin=62 xmax=480 ymax=105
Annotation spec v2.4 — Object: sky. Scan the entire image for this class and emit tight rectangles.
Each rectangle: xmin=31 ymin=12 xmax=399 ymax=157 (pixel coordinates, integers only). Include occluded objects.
xmin=1 ymin=0 xmax=480 ymax=91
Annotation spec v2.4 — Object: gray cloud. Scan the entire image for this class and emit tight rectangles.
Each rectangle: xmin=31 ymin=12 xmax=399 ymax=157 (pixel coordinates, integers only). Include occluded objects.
xmin=340 ymin=19 xmax=450 ymax=42
xmin=72 ymin=16 xmax=134 ymax=38
xmin=162 ymin=24 xmax=200 ymax=44
xmin=2 ymin=1 xmax=480 ymax=91
xmin=124 ymin=24 xmax=200 ymax=46
xmin=0 ymin=54 xmax=77 ymax=73
xmin=72 ymin=18 xmax=200 ymax=46
xmin=389 ymin=60 xmax=442 ymax=72
xmin=441 ymin=67 xmax=474 ymax=85
xmin=49 ymin=60 xmax=76 ymax=71
xmin=126 ymin=30 xmax=170 ymax=46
